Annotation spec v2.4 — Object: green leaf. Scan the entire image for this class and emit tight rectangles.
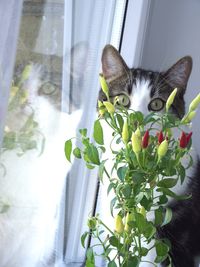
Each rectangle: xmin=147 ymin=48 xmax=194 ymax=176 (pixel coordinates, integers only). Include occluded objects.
xmin=158 ymin=194 xmax=168 ymax=205
xmin=122 ymin=184 xmax=132 ymax=198
xmin=86 ymin=163 xmax=95 ymax=169
xmin=64 ymin=139 xmax=72 ymax=162
xmin=162 ymin=207 xmax=172 ymax=226
xmin=157 ymin=188 xmax=191 ymax=200
xmin=143 ymin=112 xmax=156 ymax=124
xmin=99 ymin=145 xmax=106 ymax=153
xmin=157 ymin=178 xmax=178 ymax=188
xmin=86 ymin=248 xmax=95 ymax=267
xmin=155 ymin=241 xmax=169 ymax=263
xmin=140 ymin=247 xmax=149 ymax=256
xmin=135 ymin=111 xmax=144 ymax=124
xmin=135 ymin=192 xmax=144 ymax=204
xmin=107 ymin=182 xmax=115 ymax=195
xmin=117 ymin=166 xmax=128 ymax=182
xmin=155 ymin=255 xmax=168 ymax=264
xmin=110 ymin=197 xmax=117 ymax=217
xmin=122 ymin=256 xmax=140 ymax=267
xmin=108 ymin=261 xmax=117 ymax=267
xmin=140 ymin=195 xmax=152 ymax=211
xmin=109 ymin=236 xmax=120 ymax=248
xmin=178 ymin=164 xmax=186 ymax=184
xmin=143 ymin=223 xmax=156 ymax=240
xmin=93 ymin=120 xmax=104 ymax=145
xmin=73 ymin=147 xmax=81 ymax=158
xmin=155 ymin=207 xmax=164 ymax=226
xmin=81 ymin=231 xmax=89 ymax=248
xmin=79 ymin=128 xmax=87 ymax=137
xmin=132 ymin=171 xmax=146 ymax=184
xmin=116 ymin=113 xmax=124 ymax=132
xmin=135 ymin=213 xmax=147 ymax=233
xmin=86 ymin=144 xmax=100 ymax=165
xmin=155 ymin=240 xmax=169 ymax=257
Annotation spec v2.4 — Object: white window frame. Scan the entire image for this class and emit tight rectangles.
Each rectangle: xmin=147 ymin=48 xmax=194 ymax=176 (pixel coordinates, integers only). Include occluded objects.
xmin=120 ymin=0 xmax=151 ymax=67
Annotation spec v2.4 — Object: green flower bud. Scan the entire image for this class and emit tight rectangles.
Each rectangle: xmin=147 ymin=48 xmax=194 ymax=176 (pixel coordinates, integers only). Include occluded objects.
xmin=98 ymin=100 xmax=103 ymax=108
xmin=122 ymin=120 xmax=129 ymax=144
xmin=187 ymin=111 xmax=196 ymax=121
xmin=157 ymin=139 xmax=168 ymax=159
xmin=166 ymin=88 xmax=177 ymax=112
xmin=103 ymin=101 xmax=115 ymax=114
xmin=189 ymin=93 xmax=200 ymax=112
xmin=181 ymin=111 xmax=197 ymax=124
xmin=135 ymin=127 xmax=141 ymax=138
xmin=98 ymin=100 xmax=106 ymax=116
xmin=99 ymin=74 xmax=109 ymax=100
xmin=115 ymin=214 xmax=124 ymax=234
xmin=87 ymin=217 xmax=97 ymax=230
xmin=131 ymin=132 xmax=141 ymax=154
xmin=125 ymin=212 xmax=134 ymax=232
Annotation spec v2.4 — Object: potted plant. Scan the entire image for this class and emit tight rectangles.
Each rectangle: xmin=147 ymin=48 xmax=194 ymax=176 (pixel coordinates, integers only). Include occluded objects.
xmin=65 ymin=75 xmax=200 ymax=267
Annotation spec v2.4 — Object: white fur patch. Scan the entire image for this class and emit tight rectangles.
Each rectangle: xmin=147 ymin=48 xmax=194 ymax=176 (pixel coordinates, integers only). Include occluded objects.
xmin=130 ymin=79 xmax=151 ymax=115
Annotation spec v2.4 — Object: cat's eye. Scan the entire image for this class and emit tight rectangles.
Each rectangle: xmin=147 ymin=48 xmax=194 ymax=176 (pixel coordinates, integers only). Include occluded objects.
xmin=40 ymin=82 xmax=56 ymax=95
xmin=115 ymin=94 xmax=130 ymax=107
xmin=148 ymin=98 xmax=164 ymax=111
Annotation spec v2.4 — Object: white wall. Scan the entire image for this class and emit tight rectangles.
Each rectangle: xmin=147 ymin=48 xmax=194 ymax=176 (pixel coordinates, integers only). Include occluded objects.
xmin=141 ymin=0 xmax=200 ymax=153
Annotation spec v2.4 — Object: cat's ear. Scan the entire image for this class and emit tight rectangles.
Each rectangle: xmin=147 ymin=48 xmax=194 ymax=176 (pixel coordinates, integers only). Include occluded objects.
xmin=163 ymin=56 xmax=192 ymax=93
xmin=101 ymin=45 xmax=129 ymax=82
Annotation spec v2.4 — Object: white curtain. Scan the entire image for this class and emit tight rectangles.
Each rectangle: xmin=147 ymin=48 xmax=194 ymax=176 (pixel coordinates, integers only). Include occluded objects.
xmin=0 ymin=0 xmax=126 ymax=266
xmin=0 ymin=0 xmax=23 ymax=148
xmin=64 ymin=0 xmax=126 ymax=266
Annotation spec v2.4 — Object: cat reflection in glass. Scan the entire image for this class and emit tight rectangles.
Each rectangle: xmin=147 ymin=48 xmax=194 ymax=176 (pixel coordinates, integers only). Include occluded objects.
xmin=0 ymin=56 xmax=84 ymax=266
xmin=98 ymin=45 xmax=200 ymax=267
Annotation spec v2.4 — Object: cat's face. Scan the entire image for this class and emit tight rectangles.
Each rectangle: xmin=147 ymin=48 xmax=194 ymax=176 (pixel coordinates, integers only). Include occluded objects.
xmin=99 ymin=45 xmax=192 ymax=118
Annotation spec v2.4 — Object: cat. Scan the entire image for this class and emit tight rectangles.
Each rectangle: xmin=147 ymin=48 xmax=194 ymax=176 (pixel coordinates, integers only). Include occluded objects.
xmin=0 ymin=63 xmax=83 ymax=267
xmin=98 ymin=44 xmax=200 ymax=267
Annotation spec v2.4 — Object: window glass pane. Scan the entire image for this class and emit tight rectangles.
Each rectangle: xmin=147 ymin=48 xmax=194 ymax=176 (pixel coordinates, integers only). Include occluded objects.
xmin=1 ymin=1 xmax=73 ymax=266
xmin=0 ymin=0 xmax=126 ymax=266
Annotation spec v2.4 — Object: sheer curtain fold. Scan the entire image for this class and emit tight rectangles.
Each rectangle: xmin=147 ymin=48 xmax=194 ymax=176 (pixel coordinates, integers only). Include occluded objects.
xmin=0 ymin=0 xmax=23 ymax=148
xmin=63 ymin=0 xmax=126 ymax=265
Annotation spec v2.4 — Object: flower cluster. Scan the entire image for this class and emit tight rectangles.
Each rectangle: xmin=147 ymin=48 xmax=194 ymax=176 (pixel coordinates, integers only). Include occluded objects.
xmin=181 ymin=93 xmax=200 ymax=123
xmin=65 ymin=75 xmax=200 ymax=267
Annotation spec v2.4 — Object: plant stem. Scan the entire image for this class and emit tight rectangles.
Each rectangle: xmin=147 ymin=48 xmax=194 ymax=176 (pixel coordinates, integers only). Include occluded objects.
xmin=96 ymin=234 xmax=111 ymax=262
xmin=141 ymin=260 xmax=157 ymax=266
xmin=99 ymin=220 xmax=116 ymax=236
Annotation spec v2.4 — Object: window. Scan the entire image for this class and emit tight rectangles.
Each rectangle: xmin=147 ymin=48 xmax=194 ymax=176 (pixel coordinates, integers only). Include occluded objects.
xmin=0 ymin=1 xmax=129 ymax=266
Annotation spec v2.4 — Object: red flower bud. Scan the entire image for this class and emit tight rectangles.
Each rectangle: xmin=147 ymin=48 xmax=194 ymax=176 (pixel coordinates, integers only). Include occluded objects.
xmin=186 ymin=132 xmax=193 ymax=144
xmin=157 ymin=131 xmax=164 ymax=144
xmin=179 ymin=131 xmax=192 ymax=148
xmin=179 ymin=132 xmax=187 ymax=148
xmin=142 ymin=130 xmax=149 ymax=148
